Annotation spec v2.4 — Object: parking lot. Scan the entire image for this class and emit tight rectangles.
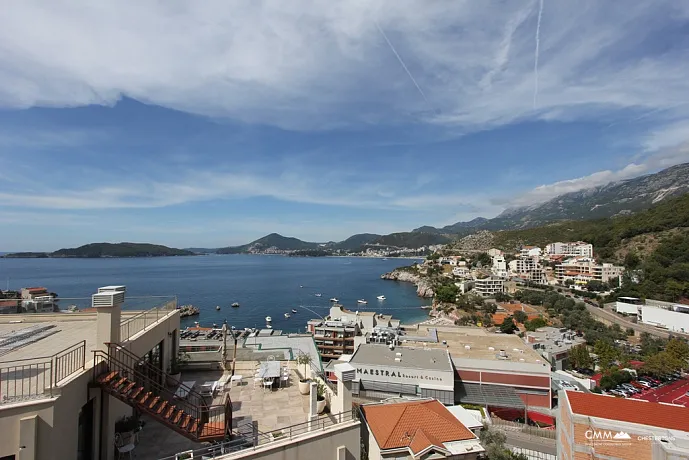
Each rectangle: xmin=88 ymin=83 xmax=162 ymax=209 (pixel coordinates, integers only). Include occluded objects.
xmin=629 ymin=377 xmax=689 ymax=406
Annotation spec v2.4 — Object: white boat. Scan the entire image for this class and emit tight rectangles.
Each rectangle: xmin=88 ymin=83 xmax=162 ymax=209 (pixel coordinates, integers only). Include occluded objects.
xmin=284 ymin=313 xmax=291 ymax=318
xmin=377 ymin=295 xmax=386 ymax=301
xmin=300 ymin=285 xmax=304 ymax=288
xmin=357 ymin=299 xmax=368 ymax=304
xmin=291 ymin=309 xmax=298 ymax=314
xmin=216 ymin=305 xmax=221 ymax=310
xmin=314 ymin=293 xmax=322 ymax=297
xmin=265 ymin=316 xmax=272 ymax=322
xmin=330 ymin=298 xmax=339 ymax=302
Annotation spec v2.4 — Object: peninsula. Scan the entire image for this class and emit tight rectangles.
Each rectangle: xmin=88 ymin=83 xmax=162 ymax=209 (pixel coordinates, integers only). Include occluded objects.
xmin=3 ymin=242 xmax=194 ymax=258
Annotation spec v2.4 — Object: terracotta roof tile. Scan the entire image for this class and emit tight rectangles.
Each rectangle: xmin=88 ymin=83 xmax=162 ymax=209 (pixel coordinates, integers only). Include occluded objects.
xmin=565 ymin=391 xmax=689 ymax=431
xmin=362 ymin=400 xmax=476 ymax=454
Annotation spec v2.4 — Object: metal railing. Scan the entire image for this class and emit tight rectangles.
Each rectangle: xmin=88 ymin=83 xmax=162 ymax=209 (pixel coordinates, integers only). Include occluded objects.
xmin=94 ymin=343 xmax=230 ymax=440
xmin=0 ymin=340 xmax=86 ymax=404
xmin=158 ymin=408 xmax=359 ymax=460
xmin=120 ymin=299 xmax=177 ymax=341
xmin=492 ymin=418 xmax=557 ymax=440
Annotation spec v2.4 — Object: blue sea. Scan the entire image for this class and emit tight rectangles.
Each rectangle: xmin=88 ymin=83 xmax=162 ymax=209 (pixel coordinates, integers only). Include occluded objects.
xmin=0 ymin=255 xmax=431 ymax=332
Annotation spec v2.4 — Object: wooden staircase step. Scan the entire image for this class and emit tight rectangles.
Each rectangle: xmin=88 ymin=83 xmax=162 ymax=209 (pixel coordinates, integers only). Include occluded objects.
xmin=148 ymin=396 xmax=161 ymax=410
xmin=179 ymin=414 xmax=192 ymax=430
xmin=139 ymin=392 xmax=152 ymax=406
xmin=98 ymin=371 xmax=119 ymax=384
xmin=163 ymin=405 xmax=176 ymax=419
xmin=188 ymin=419 xmax=198 ymax=434
xmin=114 ymin=377 xmax=128 ymax=389
xmin=173 ymin=411 xmax=184 ymax=424
xmin=122 ymin=382 xmax=137 ymax=395
xmin=130 ymin=386 xmax=144 ymax=400
xmin=156 ymin=400 xmax=169 ymax=415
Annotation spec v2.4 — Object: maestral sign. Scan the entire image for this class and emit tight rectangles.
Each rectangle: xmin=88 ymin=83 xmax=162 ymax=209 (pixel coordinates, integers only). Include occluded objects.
xmin=354 ymin=366 xmax=454 ymax=388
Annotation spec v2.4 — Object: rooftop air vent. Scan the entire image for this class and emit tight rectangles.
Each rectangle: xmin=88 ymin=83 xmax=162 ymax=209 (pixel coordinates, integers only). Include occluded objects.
xmin=92 ymin=291 xmax=125 ymax=308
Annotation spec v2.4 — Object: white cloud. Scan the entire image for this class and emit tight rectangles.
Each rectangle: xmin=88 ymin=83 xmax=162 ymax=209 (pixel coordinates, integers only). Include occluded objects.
xmin=0 ymin=1 xmax=688 ymax=132
xmin=506 ymin=141 xmax=689 ymax=207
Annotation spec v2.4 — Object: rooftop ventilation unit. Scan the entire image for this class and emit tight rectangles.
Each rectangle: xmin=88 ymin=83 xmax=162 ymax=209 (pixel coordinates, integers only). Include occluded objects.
xmin=98 ymin=285 xmax=126 ymax=293
xmin=394 ymin=357 xmax=402 ymax=362
xmin=92 ymin=291 xmax=125 ymax=308
xmin=499 ymin=349 xmax=507 ymax=358
xmin=464 ymin=345 xmax=471 ymax=350
xmin=488 ymin=346 xmax=495 ymax=351
xmin=396 ymin=352 xmax=402 ymax=357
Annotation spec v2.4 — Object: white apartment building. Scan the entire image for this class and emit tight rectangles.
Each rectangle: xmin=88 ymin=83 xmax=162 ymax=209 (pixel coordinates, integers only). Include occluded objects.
xmin=520 ymin=246 xmax=542 ymax=258
xmin=491 ymin=255 xmax=508 ymax=278
xmin=487 ymin=248 xmax=503 ymax=257
xmin=509 ymin=256 xmax=548 ymax=285
xmin=473 ymin=276 xmax=505 ymax=297
xmin=555 ymin=257 xmax=624 ymax=284
xmin=546 ymin=241 xmax=593 ymax=258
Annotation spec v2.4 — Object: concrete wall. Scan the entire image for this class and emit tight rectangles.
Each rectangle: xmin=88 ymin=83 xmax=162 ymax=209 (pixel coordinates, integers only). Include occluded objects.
xmin=230 ymin=421 xmax=360 ymax=460
xmin=0 ymin=399 xmax=54 ymax=460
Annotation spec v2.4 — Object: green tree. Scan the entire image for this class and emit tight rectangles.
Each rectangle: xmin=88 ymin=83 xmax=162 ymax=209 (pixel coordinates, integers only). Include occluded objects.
xmin=666 ymin=339 xmax=689 ymax=363
xmin=524 ymin=317 xmax=547 ymax=332
xmin=513 ymin=310 xmax=528 ymax=324
xmin=481 ymin=302 xmax=498 ymax=314
xmin=479 ymin=425 xmax=529 ymax=460
xmin=435 ymin=284 xmax=459 ymax=303
xmin=495 ymin=292 xmax=511 ymax=302
xmin=624 ymin=252 xmax=641 ymax=270
xmin=500 ymin=317 xmax=518 ymax=334
xmin=594 ymin=340 xmax=620 ymax=371
xmin=642 ymin=351 xmax=683 ymax=377
xmin=569 ymin=344 xmax=593 ymax=370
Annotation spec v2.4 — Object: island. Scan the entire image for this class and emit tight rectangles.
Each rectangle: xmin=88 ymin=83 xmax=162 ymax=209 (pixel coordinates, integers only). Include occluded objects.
xmin=3 ymin=243 xmax=194 ymax=258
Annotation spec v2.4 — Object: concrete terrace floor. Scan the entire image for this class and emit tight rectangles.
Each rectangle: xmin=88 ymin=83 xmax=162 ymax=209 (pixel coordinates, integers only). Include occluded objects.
xmin=136 ymin=364 xmax=313 ymax=459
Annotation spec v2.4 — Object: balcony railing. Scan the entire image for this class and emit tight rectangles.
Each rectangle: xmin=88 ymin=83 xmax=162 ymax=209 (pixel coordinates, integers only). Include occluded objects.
xmin=120 ymin=298 xmax=177 ymax=341
xmin=0 ymin=340 xmax=86 ymax=405
xmin=158 ymin=409 xmax=358 ymax=460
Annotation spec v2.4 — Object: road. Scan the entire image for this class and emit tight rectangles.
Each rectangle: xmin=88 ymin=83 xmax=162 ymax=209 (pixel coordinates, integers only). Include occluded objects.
xmin=585 ymin=303 xmax=689 ymax=340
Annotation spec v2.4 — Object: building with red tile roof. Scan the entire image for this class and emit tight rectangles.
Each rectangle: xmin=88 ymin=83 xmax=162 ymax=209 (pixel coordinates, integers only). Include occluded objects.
xmin=361 ymin=399 xmax=485 ymax=459
xmin=558 ymin=390 xmax=689 ymax=460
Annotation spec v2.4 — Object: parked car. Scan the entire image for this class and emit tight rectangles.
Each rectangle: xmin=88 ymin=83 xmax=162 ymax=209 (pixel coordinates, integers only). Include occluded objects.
xmin=636 ymin=381 xmax=653 ymax=388
xmin=620 ymin=384 xmax=639 ymax=393
xmin=608 ymin=390 xmax=626 ymax=397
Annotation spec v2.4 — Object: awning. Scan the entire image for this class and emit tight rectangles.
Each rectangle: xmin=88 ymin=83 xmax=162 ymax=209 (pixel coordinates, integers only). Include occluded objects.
xmin=455 ymin=382 xmax=525 ymax=409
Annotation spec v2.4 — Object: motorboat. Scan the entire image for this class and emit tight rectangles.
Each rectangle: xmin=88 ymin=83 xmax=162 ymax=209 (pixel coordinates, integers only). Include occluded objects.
xmin=357 ymin=299 xmax=368 ymax=304
xmin=291 ymin=309 xmax=298 ymax=314
xmin=284 ymin=313 xmax=291 ymax=318
xmin=314 ymin=293 xmax=322 ymax=297
xmin=330 ymin=298 xmax=339 ymax=302
xmin=377 ymin=295 xmax=386 ymax=301
xmin=231 ymin=302 xmax=240 ymax=308
xmin=265 ymin=316 xmax=272 ymax=322
xmin=300 ymin=285 xmax=304 ymax=288
xmin=216 ymin=305 xmax=221 ymax=310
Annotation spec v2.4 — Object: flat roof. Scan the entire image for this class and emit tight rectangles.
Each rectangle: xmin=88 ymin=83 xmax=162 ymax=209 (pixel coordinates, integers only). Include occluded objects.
xmin=410 ymin=325 xmax=546 ymax=366
xmin=350 ymin=344 xmax=452 ymax=372
xmin=0 ymin=311 xmax=145 ymax=363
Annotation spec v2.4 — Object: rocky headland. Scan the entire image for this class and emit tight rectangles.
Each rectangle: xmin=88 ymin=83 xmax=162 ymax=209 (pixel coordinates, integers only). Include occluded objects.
xmin=381 ymin=268 xmax=434 ymax=298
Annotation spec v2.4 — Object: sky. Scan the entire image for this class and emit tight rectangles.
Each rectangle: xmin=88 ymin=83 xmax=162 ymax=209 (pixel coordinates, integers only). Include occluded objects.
xmin=1 ymin=1 xmax=689 ymax=251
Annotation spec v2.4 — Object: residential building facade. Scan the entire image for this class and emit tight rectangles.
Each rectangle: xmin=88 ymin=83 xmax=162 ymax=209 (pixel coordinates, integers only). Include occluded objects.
xmin=557 ymin=390 xmax=689 ymax=459
xmin=555 ymin=258 xmax=624 ymax=284
xmin=546 ymin=242 xmax=594 ymax=258
xmin=473 ymin=277 xmax=505 ymax=297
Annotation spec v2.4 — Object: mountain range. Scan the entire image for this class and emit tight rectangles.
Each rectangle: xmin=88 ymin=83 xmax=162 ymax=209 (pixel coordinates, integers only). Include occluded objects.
xmin=217 ymin=162 xmax=689 ymax=253
xmin=415 ymin=163 xmax=689 ymax=235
